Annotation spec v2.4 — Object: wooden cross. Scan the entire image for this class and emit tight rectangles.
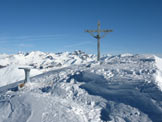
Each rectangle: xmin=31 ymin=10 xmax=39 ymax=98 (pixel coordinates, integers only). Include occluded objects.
xmin=85 ymin=21 xmax=113 ymax=61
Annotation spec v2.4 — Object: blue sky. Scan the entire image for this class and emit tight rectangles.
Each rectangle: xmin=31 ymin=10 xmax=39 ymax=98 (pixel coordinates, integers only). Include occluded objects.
xmin=0 ymin=0 xmax=161 ymax=55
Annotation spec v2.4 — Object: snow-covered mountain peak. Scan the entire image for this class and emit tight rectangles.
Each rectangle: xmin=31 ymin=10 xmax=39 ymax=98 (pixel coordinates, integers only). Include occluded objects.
xmin=0 ymin=51 xmax=162 ymax=122
xmin=0 ymin=51 xmax=96 ymax=86
xmin=0 ymin=51 xmax=159 ymax=89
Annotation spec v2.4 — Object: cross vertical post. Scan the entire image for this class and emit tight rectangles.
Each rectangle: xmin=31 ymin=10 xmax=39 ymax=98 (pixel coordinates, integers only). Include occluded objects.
xmin=85 ymin=21 xmax=113 ymax=61
xmin=97 ymin=21 xmax=101 ymax=61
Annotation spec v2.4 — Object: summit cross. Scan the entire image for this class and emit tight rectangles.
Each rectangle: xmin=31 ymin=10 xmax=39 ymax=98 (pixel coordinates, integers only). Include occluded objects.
xmin=85 ymin=21 xmax=113 ymax=61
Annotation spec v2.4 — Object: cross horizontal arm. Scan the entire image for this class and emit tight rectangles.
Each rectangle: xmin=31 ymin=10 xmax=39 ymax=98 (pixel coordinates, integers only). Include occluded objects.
xmin=85 ymin=29 xmax=113 ymax=33
xmin=100 ymin=30 xmax=113 ymax=38
xmin=85 ymin=30 xmax=97 ymax=37
xmin=100 ymin=29 xmax=113 ymax=32
xmin=85 ymin=30 xmax=98 ymax=32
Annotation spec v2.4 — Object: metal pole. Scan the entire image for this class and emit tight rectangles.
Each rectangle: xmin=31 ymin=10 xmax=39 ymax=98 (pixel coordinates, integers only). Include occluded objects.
xmin=19 ymin=67 xmax=31 ymax=83
xmin=24 ymin=69 xmax=30 ymax=83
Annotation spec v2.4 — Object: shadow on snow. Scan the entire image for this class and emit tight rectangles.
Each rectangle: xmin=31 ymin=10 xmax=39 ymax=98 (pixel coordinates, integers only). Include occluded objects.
xmin=67 ymin=71 xmax=162 ymax=122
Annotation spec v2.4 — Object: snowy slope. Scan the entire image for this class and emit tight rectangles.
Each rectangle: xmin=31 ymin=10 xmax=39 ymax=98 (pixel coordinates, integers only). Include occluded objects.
xmin=0 ymin=51 xmax=95 ymax=87
xmin=0 ymin=52 xmax=162 ymax=122
xmin=154 ymin=56 xmax=162 ymax=90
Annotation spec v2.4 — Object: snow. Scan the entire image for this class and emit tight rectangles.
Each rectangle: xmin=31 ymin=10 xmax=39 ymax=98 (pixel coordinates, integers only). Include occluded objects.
xmin=0 ymin=51 xmax=162 ymax=122
xmin=0 ymin=50 xmax=95 ymax=87
xmin=154 ymin=56 xmax=162 ymax=90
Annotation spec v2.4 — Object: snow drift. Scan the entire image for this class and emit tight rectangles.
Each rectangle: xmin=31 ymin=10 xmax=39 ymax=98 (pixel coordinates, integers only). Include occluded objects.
xmin=0 ymin=51 xmax=162 ymax=122
xmin=154 ymin=56 xmax=162 ymax=90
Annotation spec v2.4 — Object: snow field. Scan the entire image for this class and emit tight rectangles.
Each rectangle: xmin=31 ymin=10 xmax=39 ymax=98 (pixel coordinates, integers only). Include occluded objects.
xmin=0 ymin=51 xmax=95 ymax=87
xmin=154 ymin=56 xmax=162 ymax=90
xmin=0 ymin=51 xmax=162 ymax=122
